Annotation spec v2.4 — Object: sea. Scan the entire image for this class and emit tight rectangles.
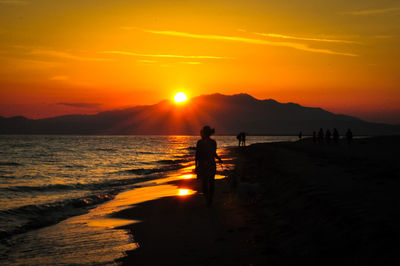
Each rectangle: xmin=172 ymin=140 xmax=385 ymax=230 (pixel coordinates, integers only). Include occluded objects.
xmin=0 ymin=135 xmax=297 ymax=265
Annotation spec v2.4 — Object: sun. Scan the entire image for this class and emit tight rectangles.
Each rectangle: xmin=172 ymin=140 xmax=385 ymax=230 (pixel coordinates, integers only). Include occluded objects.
xmin=174 ymin=92 xmax=188 ymax=103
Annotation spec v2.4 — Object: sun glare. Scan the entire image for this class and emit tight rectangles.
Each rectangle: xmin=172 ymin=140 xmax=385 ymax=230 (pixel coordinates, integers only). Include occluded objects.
xmin=177 ymin=188 xmax=194 ymax=196
xmin=174 ymin=92 xmax=188 ymax=103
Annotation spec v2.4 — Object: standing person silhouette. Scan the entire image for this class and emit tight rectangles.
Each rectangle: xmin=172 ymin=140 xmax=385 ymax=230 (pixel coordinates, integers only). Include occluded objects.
xmin=325 ymin=129 xmax=331 ymax=144
xmin=236 ymin=133 xmax=241 ymax=147
xmin=195 ymin=126 xmax=222 ymax=206
xmin=333 ymin=128 xmax=339 ymax=144
xmin=346 ymin=129 xmax=353 ymax=146
xmin=318 ymin=128 xmax=324 ymax=143
xmin=241 ymin=132 xmax=246 ymax=147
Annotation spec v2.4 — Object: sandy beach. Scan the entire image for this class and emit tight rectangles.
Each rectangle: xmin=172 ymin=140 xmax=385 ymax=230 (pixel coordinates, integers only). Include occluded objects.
xmin=116 ymin=136 xmax=400 ymax=265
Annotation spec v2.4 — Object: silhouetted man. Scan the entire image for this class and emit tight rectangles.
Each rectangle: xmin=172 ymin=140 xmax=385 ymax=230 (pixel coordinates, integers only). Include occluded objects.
xmin=333 ymin=128 xmax=339 ymax=144
xmin=318 ymin=128 xmax=324 ymax=143
xmin=346 ymin=129 xmax=353 ymax=146
xmin=236 ymin=132 xmax=246 ymax=147
xmin=325 ymin=129 xmax=331 ymax=144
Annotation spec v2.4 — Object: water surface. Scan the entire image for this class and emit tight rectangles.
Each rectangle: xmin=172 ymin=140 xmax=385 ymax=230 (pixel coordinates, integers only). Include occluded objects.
xmin=0 ymin=135 xmax=297 ymax=265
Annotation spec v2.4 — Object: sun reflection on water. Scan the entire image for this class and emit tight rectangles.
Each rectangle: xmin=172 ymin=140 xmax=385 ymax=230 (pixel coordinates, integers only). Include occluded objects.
xmin=181 ymin=173 xmax=195 ymax=179
xmin=177 ymin=188 xmax=195 ymax=196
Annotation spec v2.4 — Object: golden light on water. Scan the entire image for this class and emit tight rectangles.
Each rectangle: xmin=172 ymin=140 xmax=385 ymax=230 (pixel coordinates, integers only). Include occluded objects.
xmin=177 ymin=188 xmax=194 ymax=196
xmin=181 ymin=174 xmax=195 ymax=179
xmin=174 ymin=92 xmax=188 ymax=103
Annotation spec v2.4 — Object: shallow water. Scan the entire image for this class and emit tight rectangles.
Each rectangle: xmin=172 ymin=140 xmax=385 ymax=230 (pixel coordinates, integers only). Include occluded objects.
xmin=0 ymin=135 xmax=297 ymax=265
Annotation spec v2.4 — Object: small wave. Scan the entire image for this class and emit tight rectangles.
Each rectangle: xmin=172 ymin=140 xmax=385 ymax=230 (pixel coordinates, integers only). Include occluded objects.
xmin=136 ymin=151 xmax=154 ymax=154
xmin=93 ymin=148 xmax=116 ymax=152
xmin=0 ymin=175 xmax=15 ymax=179
xmin=119 ymin=164 xmax=186 ymax=176
xmin=0 ymin=193 xmax=117 ymax=240
xmin=2 ymin=183 xmax=81 ymax=192
xmin=156 ymin=159 xmax=188 ymax=165
xmin=1 ymin=177 xmax=150 ymax=193
xmin=10 ymin=143 xmax=33 ymax=148
xmin=64 ymin=164 xmax=87 ymax=169
xmin=123 ymin=168 xmax=155 ymax=175
xmin=0 ymin=162 xmax=23 ymax=166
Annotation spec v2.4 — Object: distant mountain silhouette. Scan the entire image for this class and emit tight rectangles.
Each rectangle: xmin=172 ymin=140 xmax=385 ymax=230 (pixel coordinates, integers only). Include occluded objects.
xmin=1 ymin=93 xmax=399 ymax=135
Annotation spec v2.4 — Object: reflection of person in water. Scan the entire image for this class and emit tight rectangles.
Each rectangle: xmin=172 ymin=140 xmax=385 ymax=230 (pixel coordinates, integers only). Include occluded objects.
xmin=195 ymin=126 xmax=222 ymax=206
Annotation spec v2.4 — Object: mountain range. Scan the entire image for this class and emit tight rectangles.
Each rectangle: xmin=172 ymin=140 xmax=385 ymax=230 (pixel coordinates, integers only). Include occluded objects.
xmin=1 ymin=93 xmax=399 ymax=135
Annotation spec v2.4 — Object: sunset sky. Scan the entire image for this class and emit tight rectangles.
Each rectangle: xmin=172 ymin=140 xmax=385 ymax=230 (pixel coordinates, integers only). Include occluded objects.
xmin=0 ymin=0 xmax=399 ymax=123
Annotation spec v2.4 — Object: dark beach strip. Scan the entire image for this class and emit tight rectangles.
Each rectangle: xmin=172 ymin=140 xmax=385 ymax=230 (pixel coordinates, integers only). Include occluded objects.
xmin=115 ymin=136 xmax=400 ymax=266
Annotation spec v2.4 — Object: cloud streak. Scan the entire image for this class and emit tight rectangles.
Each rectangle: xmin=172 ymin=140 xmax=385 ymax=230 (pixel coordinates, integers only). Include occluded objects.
xmin=57 ymin=102 xmax=101 ymax=108
xmin=181 ymin=61 xmax=202 ymax=65
xmin=101 ymin=50 xmax=227 ymax=59
xmin=136 ymin=59 xmax=202 ymax=65
xmin=343 ymin=7 xmax=400 ymax=15
xmin=30 ymin=49 xmax=111 ymax=62
xmin=252 ymin=32 xmax=358 ymax=44
xmin=0 ymin=0 xmax=29 ymax=5
xmin=142 ymin=29 xmax=357 ymax=57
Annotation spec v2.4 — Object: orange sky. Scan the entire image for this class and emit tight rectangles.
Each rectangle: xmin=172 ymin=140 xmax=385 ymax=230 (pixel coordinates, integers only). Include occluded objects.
xmin=0 ymin=0 xmax=399 ymax=123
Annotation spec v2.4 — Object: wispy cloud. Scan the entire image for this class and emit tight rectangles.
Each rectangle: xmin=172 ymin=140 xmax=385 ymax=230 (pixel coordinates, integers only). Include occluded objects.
xmin=101 ymin=50 xmax=227 ymax=59
xmin=10 ymin=58 xmax=61 ymax=70
xmin=138 ymin=59 xmax=158 ymax=64
xmin=137 ymin=59 xmax=202 ymax=65
xmin=57 ymin=102 xmax=101 ymax=108
xmin=142 ymin=29 xmax=357 ymax=57
xmin=372 ymin=35 xmax=392 ymax=39
xmin=0 ymin=0 xmax=29 ymax=5
xmin=181 ymin=61 xmax=202 ymax=65
xmin=343 ymin=7 xmax=400 ymax=15
xmin=251 ymin=32 xmax=358 ymax=44
xmin=30 ymin=49 xmax=111 ymax=61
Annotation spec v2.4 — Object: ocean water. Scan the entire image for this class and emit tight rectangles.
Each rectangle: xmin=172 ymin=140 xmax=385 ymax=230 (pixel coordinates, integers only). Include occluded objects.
xmin=0 ymin=135 xmax=297 ymax=265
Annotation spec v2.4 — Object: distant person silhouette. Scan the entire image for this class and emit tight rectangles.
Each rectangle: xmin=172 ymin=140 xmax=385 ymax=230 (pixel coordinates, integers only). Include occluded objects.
xmin=313 ymin=131 xmax=317 ymax=143
xmin=298 ymin=131 xmax=302 ymax=139
xmin=346 ymin=129 xmax=353 ymax=145
xmin=333 ymin=128 xmax=339 ymax=144
xmin=325 ymin=129 xmax=331 ymax=144
xmin=195 ymin=126 xmax=222 ymax=206
xmin=236 ymin=132 xmax=246 ymax=147
xmin=236 ymin=133 xmax=241 ymax=146
xmin=241 ymin=132 xmax=246 ymax=146
xmin=318 ymin=128 xmax=324 ymax=143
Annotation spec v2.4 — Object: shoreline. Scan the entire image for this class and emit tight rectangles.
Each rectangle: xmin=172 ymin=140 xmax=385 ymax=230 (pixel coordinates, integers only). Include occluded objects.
xmin=116 ymin=136 xmax=400 ymax=265
xmin=114 ymin=171 xmax=262 ymax=265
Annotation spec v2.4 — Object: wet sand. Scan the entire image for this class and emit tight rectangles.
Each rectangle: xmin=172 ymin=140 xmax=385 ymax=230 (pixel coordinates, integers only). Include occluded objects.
xmin=116 ymin=136 xmax=400 ymax=265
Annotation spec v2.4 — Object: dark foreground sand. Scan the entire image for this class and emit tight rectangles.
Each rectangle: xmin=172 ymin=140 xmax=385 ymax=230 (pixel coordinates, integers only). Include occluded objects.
xmin=116 ymin=136 xmax=400 ymax=266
